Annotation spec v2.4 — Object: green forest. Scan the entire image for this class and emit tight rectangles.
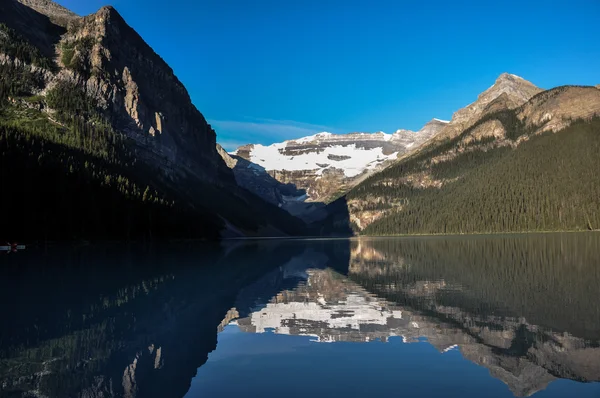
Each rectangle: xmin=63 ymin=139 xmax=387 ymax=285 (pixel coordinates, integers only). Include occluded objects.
xmin=0 ymin=121 xmax=234 ymax=240
xmin=0 ymin=23 xmax=54 ymax=69
xmin=348 ymin=115 xmax=600 ymax=235
xmin=0 ymin=102 xmax=307 ymax=240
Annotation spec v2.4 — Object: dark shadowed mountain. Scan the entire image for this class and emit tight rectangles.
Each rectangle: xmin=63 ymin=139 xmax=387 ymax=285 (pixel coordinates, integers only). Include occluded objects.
xmin=0 ymin=0 xmax=313 ymax=240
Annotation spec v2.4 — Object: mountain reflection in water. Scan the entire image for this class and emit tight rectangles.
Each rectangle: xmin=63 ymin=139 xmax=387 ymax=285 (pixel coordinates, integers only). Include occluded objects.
xmin=1 ymin=234 xmax=599 ymax=398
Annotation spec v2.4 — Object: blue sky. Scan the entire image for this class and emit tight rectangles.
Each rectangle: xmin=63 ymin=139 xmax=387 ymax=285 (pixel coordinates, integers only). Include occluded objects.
xmin=56 ymin=0 xmax=600 ymax=150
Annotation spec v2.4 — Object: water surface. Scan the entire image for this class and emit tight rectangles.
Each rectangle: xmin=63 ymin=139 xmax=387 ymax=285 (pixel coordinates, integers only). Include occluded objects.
xmin=1 ymin=234 xmax=599 ymax=397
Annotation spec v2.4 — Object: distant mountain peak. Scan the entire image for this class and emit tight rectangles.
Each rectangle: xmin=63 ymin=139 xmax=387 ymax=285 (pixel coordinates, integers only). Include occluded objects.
xmin=495 ymin=72 xmax=526 ymax=83
xmin=290 ymin=131 xmax=333 ymax=144
xmin=96 ymin=5 xmax=123 ymax=19
xmin=231 ymin=121 xmax=446 ymax=203
xmin=483 ymin=72 xmax=540 ymax=99
xmin=16 ymin=0 xmax=78 ymax=22
xmin=428 ymin=73 xmax=543 ymax=143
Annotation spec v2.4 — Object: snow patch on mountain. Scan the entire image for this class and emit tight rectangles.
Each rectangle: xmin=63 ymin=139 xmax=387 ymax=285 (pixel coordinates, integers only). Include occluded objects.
xmin=230 ymin=119 xmax=448 ymax=203
xmin=247 ymin=142 xmax=398 ymax=178
xmin=232 ymin=122 xmax=449 ymax=180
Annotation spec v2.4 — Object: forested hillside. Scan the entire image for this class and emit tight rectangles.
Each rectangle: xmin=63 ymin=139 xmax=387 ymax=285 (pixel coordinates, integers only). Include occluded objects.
xmin=0 ymin=2 xmax=315 ymax=241
xmin=347 ymin=116 xmax=600 ymax=235
xmin=0 ymin=84 xmax=303 ymax=240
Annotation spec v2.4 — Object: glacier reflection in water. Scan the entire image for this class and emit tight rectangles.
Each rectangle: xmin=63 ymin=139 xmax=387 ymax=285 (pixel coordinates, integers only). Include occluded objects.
xmin=189 ymin=234 xmax=600 ymax=398
xmin=1 ymin=235 xmax=599 ymax=398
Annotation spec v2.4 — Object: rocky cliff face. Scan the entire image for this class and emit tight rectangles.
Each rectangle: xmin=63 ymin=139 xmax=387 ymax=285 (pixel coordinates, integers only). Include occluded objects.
xmin=231 ymin=119 xmax=447 ymax=205
xmin=1 ymin=0 xmax=229 ymax=183
xmin=15 ymin=0 xmax=76 ymax=24
xmin=0 ymin=0 xmax=73 ymax=56
xmin=518 ymin=85 xmax=600 ymax=133
xmin=428 ymin=73 xmax=543 ymax=144
xmin=54 ymin=6 xmax=230 ymax=183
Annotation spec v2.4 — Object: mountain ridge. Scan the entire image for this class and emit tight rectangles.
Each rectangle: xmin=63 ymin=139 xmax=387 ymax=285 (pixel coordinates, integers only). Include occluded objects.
xmin=426 ymin=73 xmax=543 ymax=145
xmin=344 ymin=82 xmax=600 ymax=234
xmin=230 ymin=118 xmax=448 ymax=206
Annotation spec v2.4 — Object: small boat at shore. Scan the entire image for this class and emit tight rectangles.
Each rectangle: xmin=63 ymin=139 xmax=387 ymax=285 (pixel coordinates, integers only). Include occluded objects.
xmin=1 ymin=243 xmax=26 ymax=253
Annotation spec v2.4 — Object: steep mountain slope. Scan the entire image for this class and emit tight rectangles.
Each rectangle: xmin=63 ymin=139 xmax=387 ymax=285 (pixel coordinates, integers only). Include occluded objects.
xmin=427 ymin=73 xmax=543 ymax=145
xmin=0 ymin=0 xmax=307 ymax=239
xmin=0 ymin=0 xmax=76 ymax=56
xmin=231 ymin=118 xmax=448 ymax=204
xmin=344 ymin=81 xmax=600 ymax=234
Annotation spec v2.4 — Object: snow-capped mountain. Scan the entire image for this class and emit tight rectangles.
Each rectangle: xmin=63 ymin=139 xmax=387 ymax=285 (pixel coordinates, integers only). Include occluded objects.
xmin=230 ymin=118 xmax=448 ymax=204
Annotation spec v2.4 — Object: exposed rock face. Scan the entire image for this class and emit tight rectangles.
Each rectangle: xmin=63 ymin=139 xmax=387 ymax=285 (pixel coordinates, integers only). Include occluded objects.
xmin=231 ymin=119 xmax=447 ymax=204
xmin=1 ymin=0 xmax=231 ymax=184
xmin=518 ymin=85 xmax=600 ymax=133
xmin=16 ymin=0 xmax=77 ymax=24
xmin=430 ymin=73 xmax=543 ymax=144
xmin=17 ymin=0 xmax=74 ymax=16
xmin=218 ymin=147 xmax=314 ymax=217
xmin=216 ymin=143 xmax=238 ymax=169
xmin=481 ymin=92 xmax=519 ymax=115
xmin=53 ymin=6 xmax=230 ymax=184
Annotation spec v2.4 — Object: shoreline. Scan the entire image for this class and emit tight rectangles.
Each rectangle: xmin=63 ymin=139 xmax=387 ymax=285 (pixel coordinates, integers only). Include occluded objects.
xmin=355 ymin=229 xmax=600 ymax=239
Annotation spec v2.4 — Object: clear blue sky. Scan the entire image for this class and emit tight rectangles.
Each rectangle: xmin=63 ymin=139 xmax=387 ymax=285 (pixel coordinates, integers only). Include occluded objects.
xmin=56 ymin=0 xmax=600 ymax=150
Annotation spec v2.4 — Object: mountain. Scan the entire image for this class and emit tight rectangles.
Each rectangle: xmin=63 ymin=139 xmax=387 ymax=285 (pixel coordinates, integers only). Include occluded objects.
xmin=0 ymin=0 xmax=307 ymax=240
xmin=230 ymin=118 xmax=448 ymax=206
xmin=427 ymin=73 xmax=543 ymax=145
xmin=343 ymin=75 xmax=600 ymax=234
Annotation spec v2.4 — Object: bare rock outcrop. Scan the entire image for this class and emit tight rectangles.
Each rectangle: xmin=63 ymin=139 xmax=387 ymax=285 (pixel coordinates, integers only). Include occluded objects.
xmin=431 ymin=73 xmax=542 ymax=143
xmin=53 ymin=5 xmax=231 ymax=183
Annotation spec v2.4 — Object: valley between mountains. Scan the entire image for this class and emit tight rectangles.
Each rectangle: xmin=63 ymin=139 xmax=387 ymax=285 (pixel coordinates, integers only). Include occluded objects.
xmin=226 ymin=73 xmax=600 ymax=235
xmin=1 ymin=0 xmax=599 ymax=240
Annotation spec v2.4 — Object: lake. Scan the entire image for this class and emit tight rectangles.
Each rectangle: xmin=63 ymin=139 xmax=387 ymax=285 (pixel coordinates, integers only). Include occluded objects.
xmin=1 ymin=234 xmax=599 ymax=398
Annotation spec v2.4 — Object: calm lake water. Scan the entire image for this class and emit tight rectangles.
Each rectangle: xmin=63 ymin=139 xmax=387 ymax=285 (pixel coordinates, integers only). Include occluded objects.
xmin=1 ymin=234 xmax=600 ymax=398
